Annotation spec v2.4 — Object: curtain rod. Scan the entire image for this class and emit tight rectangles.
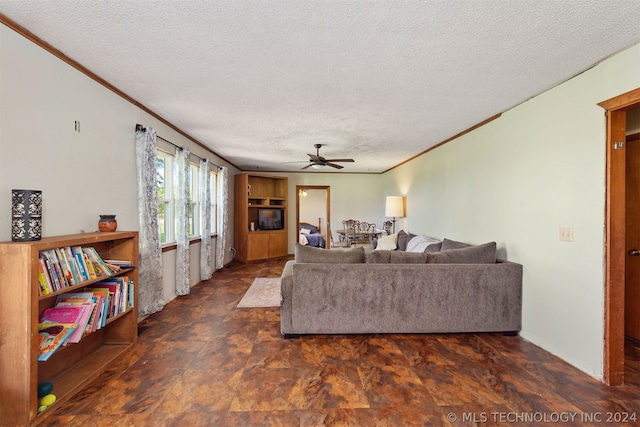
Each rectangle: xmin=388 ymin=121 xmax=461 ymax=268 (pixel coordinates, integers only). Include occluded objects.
xmin=136 ymin=124 xmax=223 ymax=170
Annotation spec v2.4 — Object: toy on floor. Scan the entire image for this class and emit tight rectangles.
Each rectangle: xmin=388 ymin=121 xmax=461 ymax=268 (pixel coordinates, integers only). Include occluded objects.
xmin=37 ymin=382 xmax=55 ymax=413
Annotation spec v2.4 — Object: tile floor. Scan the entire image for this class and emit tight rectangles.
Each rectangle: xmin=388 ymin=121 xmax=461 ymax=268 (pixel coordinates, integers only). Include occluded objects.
xmin=40 ymin=258 xmax=640 ymax=426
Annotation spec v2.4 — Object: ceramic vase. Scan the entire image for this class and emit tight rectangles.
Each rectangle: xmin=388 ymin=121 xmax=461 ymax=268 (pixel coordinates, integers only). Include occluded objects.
xmin=98 ymin=215 xmax=117 ymax=232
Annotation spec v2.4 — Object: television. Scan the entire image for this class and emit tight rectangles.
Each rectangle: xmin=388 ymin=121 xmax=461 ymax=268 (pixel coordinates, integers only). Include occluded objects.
xmin=258 ymin=208 xmax=285 ymax=230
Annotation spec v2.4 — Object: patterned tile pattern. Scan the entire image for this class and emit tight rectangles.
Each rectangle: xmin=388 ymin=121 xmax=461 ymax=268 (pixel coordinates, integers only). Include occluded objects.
xmin=42 ymin=258 xmax=640 ymax=426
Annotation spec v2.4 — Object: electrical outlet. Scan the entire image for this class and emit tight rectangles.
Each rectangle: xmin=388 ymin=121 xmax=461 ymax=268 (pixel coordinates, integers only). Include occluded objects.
xmin=560 ymin=227 xmax=574 ymax=242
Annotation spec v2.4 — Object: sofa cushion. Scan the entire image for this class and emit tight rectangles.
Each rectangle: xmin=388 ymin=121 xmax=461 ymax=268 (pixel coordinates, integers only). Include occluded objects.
xmin=375 ymin=233 xmax=398 ymax=250
xmin=396 ymin=230 xmax=411 ymax=251
xmin=440 ymin=238 xmax=471 ymax=251
xmin=406 ymin=235 xmax=441 ymax=253
xmin=295 ymin=243 xmax=365 ymax=263
xmin=426 ymin=241 xmax=497 ymax=264
xmin=369 ymin=250 xmax=428 ymax=264
xmin=425 ymin=242 xmax=442 ymax=253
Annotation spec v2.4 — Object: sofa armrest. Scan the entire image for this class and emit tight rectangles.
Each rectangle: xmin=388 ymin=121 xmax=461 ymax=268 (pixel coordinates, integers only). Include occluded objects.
xmin=280 ymin=260 xmax=296 ymax=333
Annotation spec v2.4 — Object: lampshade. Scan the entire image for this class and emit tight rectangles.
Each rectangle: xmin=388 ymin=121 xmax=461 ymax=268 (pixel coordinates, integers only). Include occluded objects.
xmin=385 ymin=196 xmax=405 ymax=218
xmin=311 ymin=164 xmax=323 ymax=170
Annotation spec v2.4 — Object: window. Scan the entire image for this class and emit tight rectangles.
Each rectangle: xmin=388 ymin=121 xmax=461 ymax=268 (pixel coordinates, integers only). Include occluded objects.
xmin=156 ymin=148 xmax=218 ymax=244
xmin=188 ymin=163 xmax=199 ymax=238
xmin=157 ymin=150 xmax=174 ymax=244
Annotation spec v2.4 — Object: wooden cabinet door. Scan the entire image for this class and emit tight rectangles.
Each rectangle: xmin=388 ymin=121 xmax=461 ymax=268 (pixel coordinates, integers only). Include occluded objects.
xmin=268 ymin=232 xmax=288 ymax=258
xmin=247 ymin=233 xmax=270 ymax=261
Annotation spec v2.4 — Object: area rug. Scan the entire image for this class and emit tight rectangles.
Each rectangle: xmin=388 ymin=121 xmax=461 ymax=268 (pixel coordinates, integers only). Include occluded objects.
xmin=237 ymin=277 xmax=281 ymax=308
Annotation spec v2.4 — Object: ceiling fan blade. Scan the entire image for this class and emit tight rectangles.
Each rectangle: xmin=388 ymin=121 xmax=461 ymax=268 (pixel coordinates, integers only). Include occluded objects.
xmin=323 ymin=158 xmax=354 ymax=163
xmin=301 ymin=163 xmax=314 ymax=170
xmin=308 ymin=154 xmax=321 ymax=161
xmin=325 ymin=162 xmax=344 ymax=169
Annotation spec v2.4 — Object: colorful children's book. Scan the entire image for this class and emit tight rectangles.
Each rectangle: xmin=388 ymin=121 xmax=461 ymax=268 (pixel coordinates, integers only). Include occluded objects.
xmin=82 ymin=251 xmax=98 ymax=279
xmin=37 ymin=258 xmax=52 ymax=295
xmin=41 ymin=250 xmax=64 ymax=290
xmin=37 ymin=322 xmax=76 ymax=361
xmin=82 ymin=248 xmax=113 ymax=277
xmin=71 ymin=246 xmax=90 ymax=282
xmin=39 ymin=305 xmax=85 ymax=325
xmin=49 ymin=303 xmax=93 ymax=343
xmin=55 ymin=293 xmax=99 ymax=332
xmin=55 ymin=248 xmax=75 ymax=286
xmin=84 ymin=287 xmax=111 ymax=327
xmin=39 ymin=305 xmax=86 ymax=344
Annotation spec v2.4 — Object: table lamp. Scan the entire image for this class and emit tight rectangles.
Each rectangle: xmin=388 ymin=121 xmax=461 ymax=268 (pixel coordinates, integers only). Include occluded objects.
xmin=385 ymin=196 xmax=405 ymax=234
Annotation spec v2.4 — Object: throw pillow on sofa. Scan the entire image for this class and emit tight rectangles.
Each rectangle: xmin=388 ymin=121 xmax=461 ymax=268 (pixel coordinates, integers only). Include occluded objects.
xmin=426 ymin=241 xmax=497 ymax=264
xmin=295 ymin=243 xmax=365 ymax=263
xmin=396 ymin=230 xmax=412 ymax=251
xmin=369 ymin=250 xmax=428 ymax=264
xmin=440 ymin=238 xmax=471 ymax=251
xmin=375 ymin=233 xmax=398 ymax=250
xmin=406 ymin=235 xmax=441 ymax=253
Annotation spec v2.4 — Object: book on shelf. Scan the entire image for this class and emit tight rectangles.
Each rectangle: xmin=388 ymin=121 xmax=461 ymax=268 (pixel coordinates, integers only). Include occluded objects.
xmin=52 ymin=303 xmax=93 ymax=343
xmin=37 ymin=258 xmax=53 ymax=295
xmin=82 ymin=288 xmax=111 ymax=329
xmin=47 ymin=250 xmax=65 ymax=290
xmin=104 ymin=263 xmax=122 ymax=273
xmin=39 ymin=305 xmax=85 ymax=325
xmin=37 ymin=322 xmax=77 ymax=361
xmin=71 ymin=245 xmax=90 ymax=281
xmin=90 ymin=276 xmax=130 ymax=317
xmin=82 ymin=250 xmax=98 ymax=279
xmin=104 ymin=259 xmax=136 ymax=268
xmin=55 ymin=247 xmax=76 ymax=286
xmin=63 ymin=247 xmax=83 ymax=285
xmin=38 ymin=246 xmax=115 ymax=293
xmin=82 ymin=247 xmax=113 ymax=277
xmin=40 ymin=305 xmax=89 ymax=344
xmin=55 ymin=292 xmax=99 ymax=333
xmin=41 ymin=249 xmax=66 ymax=290
xmin=127 ymin=278 xmax=135 ymax=308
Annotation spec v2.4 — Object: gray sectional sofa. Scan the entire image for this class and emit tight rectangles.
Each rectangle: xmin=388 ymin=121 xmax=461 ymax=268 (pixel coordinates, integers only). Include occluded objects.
xmin=280 ymin=237 xmax=523 ymax=337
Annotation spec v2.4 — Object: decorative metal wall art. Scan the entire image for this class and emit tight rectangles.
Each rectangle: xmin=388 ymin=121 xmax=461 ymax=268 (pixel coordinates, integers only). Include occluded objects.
xmin=11 ymin=189 xmax=42 ymax=241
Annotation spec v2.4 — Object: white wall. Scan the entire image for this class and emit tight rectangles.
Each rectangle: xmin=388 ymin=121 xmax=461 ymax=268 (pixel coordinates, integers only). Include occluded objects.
xmin=4 ymin=19 xmax=640 ymax=380
xmin=267 ymin=173 xmax=385 ymax=249
xmin=382 ymin=43 xmax=640 ymax=379
xmin=0 ymin=25 xmax=238 ymax=305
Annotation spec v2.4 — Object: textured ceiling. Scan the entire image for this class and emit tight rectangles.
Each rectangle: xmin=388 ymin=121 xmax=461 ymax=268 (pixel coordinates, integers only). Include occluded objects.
xmin=1 ymin=1 xmax=639 ymax=173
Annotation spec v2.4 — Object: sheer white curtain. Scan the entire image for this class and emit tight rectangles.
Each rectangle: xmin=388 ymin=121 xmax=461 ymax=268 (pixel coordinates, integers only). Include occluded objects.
xmin=199 ymin=159 xmax=213 ymax=280
xmin=135 ymin=125 xmax=164 ymax=316
xmin=215 ymin=166 xmax=228 ymax=270
xmin=174 ymin=146 xmax=190 ymax=295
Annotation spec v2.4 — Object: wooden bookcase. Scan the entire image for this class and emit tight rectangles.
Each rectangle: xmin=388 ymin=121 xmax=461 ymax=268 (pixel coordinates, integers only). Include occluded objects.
xmin=234 ymin=173 xmax=288 ymax=262
xmin=0 ymin=231 xmax=139 ymax=426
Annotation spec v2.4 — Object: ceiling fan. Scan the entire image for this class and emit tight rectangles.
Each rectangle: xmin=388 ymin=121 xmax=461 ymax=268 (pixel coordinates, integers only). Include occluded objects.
xmin=300 ymin=144 xmax=355 ymax=170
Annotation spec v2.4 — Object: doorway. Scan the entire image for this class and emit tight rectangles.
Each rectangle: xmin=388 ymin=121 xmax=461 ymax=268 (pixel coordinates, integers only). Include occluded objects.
xmin=625 ymin=112 xmax=640 ymax=343
xmin=600 ymin=87 xmax=640 ymax=386
xmin=296 ymin=186 xmax=331 ymax=249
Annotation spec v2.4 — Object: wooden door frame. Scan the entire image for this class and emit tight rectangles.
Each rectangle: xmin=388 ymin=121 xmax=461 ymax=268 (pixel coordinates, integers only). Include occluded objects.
xmin=296 ymin=185 xmax=331 ymax=247
xmin=599 ymin=87 xmax=640 ymax=385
